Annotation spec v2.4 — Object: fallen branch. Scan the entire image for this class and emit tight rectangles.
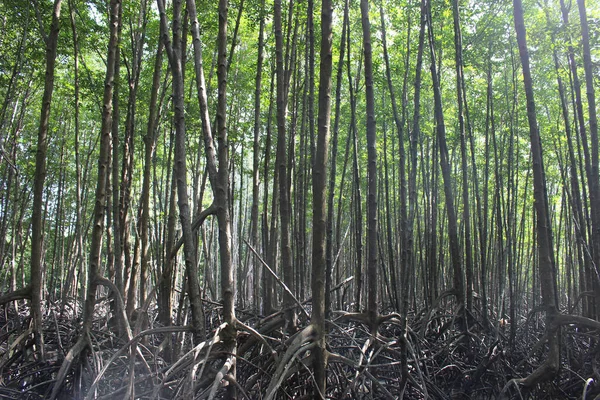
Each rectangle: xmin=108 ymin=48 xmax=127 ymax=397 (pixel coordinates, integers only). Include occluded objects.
xmin=244 ymin=239 xmax=309 ymax=319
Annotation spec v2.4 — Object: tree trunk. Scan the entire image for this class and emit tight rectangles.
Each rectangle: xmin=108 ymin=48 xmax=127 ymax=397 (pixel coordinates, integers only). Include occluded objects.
xmin=111 ymin=2 xmax=124 ymax=308
xmin=325 ymin=0 xmax=348 ymax=317
xmin=141 ymin=18 xmax=164 ymax=323
xmin=30 ymin=0 xmax=63 ymax=361
xmin=83 ymin=0 xmax=121 ymax=335
xmin=250 ymin=0 xmax=266 ymax=312
xmin=275 ymin=0 xmax=296 ymax=330
xmin=426 ymin=0 xmax=465 ymax=321
xmin=379 ymin=3 xmax=403 ymax=312
xmin=576 ymin=0 xmax=600 ymax=317
xmin=512 ymin=0 xmax=559 ymax=384
xmin=360 ymin=0 xmax=378 ymax=329
xmin=311 ymin=0 xmax=333 ymax=393
xmin=451 ymin=0 xmax=474 ymax=315
xmin=157 ymin=0 xmax=205 ymax=339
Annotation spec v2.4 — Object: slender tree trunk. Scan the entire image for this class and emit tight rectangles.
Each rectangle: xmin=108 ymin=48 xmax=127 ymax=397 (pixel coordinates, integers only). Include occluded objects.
xmin=325 ymin=0 xmax=348 ymax=317
xmin=576 ymin=0 xmax=600 ymax=316
xmin=83 ymin=0 xmax=121 ymax=335
xmin=403 ymin=0 xmax=426 ymax=390
xmin=379 ymin=3 xmax=403 ymax=312
xmin=250 ymin=0 xmax=265 ymax=312
xmin=481 ymin=61 xmax=493 ymax=328
xmin=62 ymin=0 xmax=83 ymax=316
xmin=30 ymin=0 xmax=63 ymax=361
xmin=360 ymin=0 xmax=378 ymax=329
xmin=347 ymin=52 xmax=364 ymax=312
xmin=275 ymin=0 xmax=296 ymax=330
xmin=512 ymin=0 xmax=559 ymax=384
xmin=141 ymin=19 xmax=164 ymax=323
xmin=263 ymin=71 xmax=276 ymax=314
xmin=311 ymin=0 xmax=333 ymax=393
xmin=426 ymin=0 xmax=465 ymax=321
xmin=157 ymin=0 xmax=205 ymax=339
xmin=111 ymin=2 xmax=124 ymax=309
xmin=122 ymin=1 xmax=147 ymax=305
xmin=215 ymin=2 xmax=237 ymax=391
xmin=451 ymin=0 xmax=474 ymax=315
xmin=161 ymin=153 xmax=177 ymax=327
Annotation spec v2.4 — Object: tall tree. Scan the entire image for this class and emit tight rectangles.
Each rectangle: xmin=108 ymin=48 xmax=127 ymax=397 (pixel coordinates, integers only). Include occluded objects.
xmin=511 ymin=0 xmax=559 ymax=385
xmin=157 ymin=0 xmax=205 ymax=338
xmin=360 ymin=0 xmax=379 ymax=329
xmin=426 ymin=0 xmax=466 ymax=321
xmin=451 ymin=0 xmax=475 ymax=314
xmin=312 ymin=0 xmax=333 ymax=393
xmin=326 ymin=0 xmax=349 ymax=316
xmin=275 ymin=0 xmax=296 ymax=329
xmin=30 ymin=0 xmax=63 ymax=361
xmin=141 ymin=18 xmax=165 ymax=324
xmin=576 ymin=0 xmax=600 ymax=316
xmin=250 ymin=0 xmax=266 ymax=311
xmin=49 ymin=2 xmax=124 ymax=398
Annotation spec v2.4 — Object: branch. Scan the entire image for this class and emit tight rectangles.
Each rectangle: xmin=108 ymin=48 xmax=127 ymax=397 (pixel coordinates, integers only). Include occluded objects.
xmin=32 ymin=0 xmax=49 ymax=44
xmin=0 ymin=285 xmax=32 ymax=306
xmin=95 ymin=275 xmax=132 ymax=340
xmin=170 ymin=203 xmax=216 ymax=259
xmin=155 ymin=0 xmax=175 ymax=64
xmin=553 ymin=313 xmax=600 ymax=330
xmin=244 ymin=239 xmax=309 ymax=319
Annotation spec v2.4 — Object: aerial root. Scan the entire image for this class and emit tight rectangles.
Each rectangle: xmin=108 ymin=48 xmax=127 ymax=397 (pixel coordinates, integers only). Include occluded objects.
xmin=48 ymin=334 xmax=90 ymax=400
xmin=264 ymin=324 xmax=316 ymax=400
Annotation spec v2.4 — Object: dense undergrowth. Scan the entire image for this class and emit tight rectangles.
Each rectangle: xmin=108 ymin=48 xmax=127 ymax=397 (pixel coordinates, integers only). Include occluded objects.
xmin=1 ymin=298 xmax=598 ymax=399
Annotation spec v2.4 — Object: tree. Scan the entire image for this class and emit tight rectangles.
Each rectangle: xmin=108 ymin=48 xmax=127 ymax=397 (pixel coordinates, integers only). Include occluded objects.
xmin=250 ymin=0 xmax=266 ymax=311
xmin=576 ymin=0 xmax=600 ymax=317
xmin=510 ymin=0 xmax=559 ymax=386
xmin=311 ymin=0 xmax=333 ymax=393
xmin=50 ymin=1 xmax=125 ymax=397
xmin=360 ymin=0 xmax=379 ymax=330
xmin=157 ymin=0 xmax=204 ymax=338
xmin=274 ymin=0 xmax=296 ymax=330
xmin=426 ymin=0 xmax=466 ymax=323
xmin=30 ymin=0 xmax=63 ymax=361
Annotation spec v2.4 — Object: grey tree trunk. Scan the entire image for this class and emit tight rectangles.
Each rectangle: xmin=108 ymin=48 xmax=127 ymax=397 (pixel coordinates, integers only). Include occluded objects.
xmin=512 ymin=0 xmax=559 ymax=385
xmin=359 ymin=0 xmax=379 ymax=329
xmin=157 ymin=0 xmax=205 ymax=339
xmin=576 ymin=0 xmax=600 ymax=317
xmin=312 ymin=0 xmax=333 ymax=393
xmin=426 ymin=1 xmax=466 ymax=321
xmin=83 ymin=0 xmax=121 ymax=334
xmin=275 ymin=0 xmax=296 ymax=330
xmin=30 ymin=0 xmax=63 ymax=361
xmin=250 ymin=0 xmax=266 ymax=311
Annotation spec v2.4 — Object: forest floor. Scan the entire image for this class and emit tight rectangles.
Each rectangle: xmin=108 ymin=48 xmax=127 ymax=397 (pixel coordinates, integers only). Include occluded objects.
xmin=0 ymin=298 xmax=598 ymax=399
